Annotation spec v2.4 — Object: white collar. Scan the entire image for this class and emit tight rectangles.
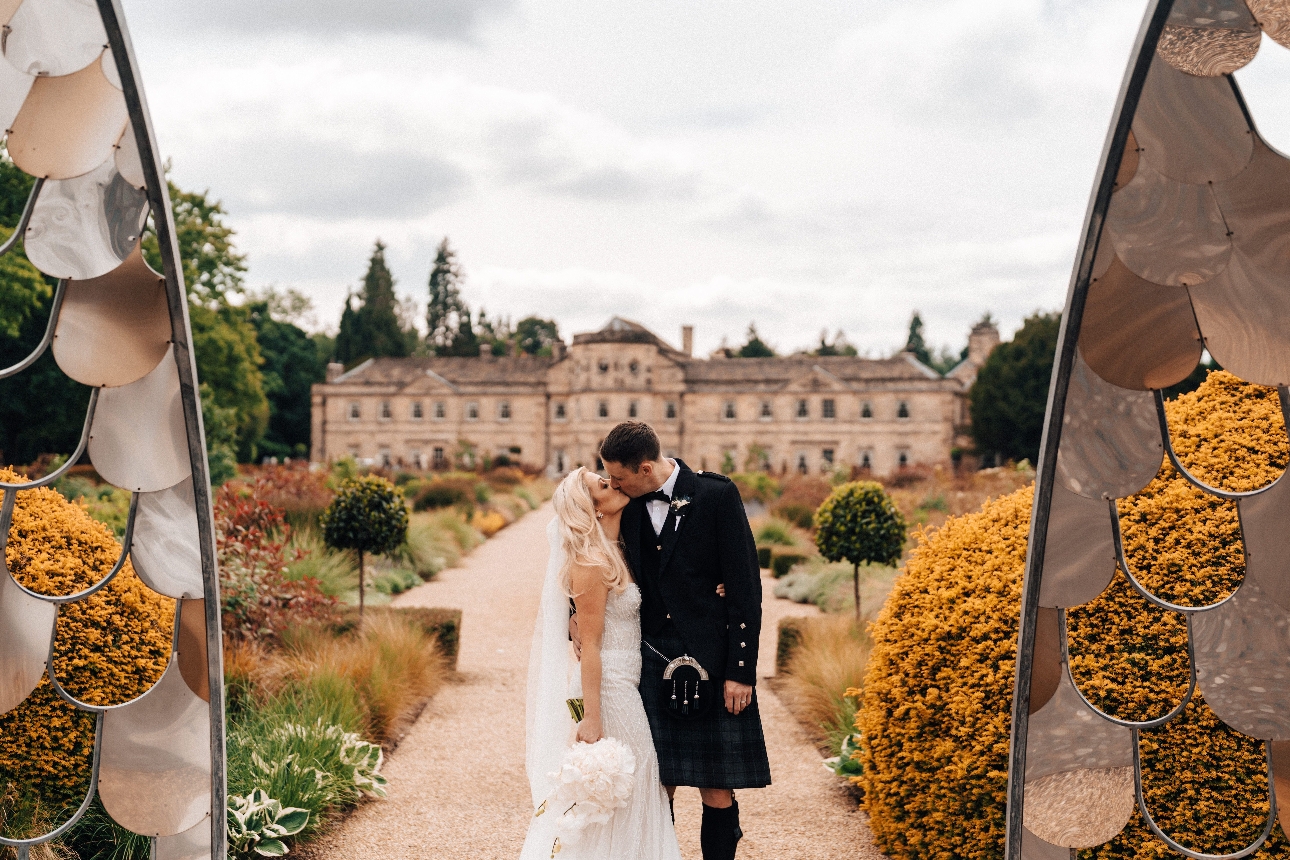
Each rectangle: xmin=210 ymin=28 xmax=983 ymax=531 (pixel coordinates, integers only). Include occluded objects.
xmin=656 ymin=458 xmax=680 ymax=499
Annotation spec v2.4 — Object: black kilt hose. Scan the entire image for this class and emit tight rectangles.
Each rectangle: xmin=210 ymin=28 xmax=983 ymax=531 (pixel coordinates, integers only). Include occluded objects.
xmin=622 ymin=460 xmax=771 ymax=790
xmin=641 ymin=625 xmax=771 ymax=788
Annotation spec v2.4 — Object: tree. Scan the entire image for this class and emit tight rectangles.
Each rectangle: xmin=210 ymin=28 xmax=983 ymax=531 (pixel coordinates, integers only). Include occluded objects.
xmin=515 ymin=316 xmax=562 ymax=356
xmin=143 ymin=181 xmax=269 ymax=464
xmin=0 ymin=152 xmax=89 ymax=464
xmin=426 ymin=237 xmax=472 ymax=356
xmin=904 ymin=312 xmax=931 ymax=366
xmin=319 ymin=475 xmax=409 ymax=618
xmin=736 ymin=323 xmax=775 ymax=358
xmin=247 ymin=293 xmax=328 ymax=460
xmin=814 ymin=481 xmax=906 ymax=621
xmin=813 ymin=329 xmax=857 ymax=357
xmin=334 ymin=241 xmax=415 ymax=366
xmin=968 ymin=311 xmax=1061 ymax=466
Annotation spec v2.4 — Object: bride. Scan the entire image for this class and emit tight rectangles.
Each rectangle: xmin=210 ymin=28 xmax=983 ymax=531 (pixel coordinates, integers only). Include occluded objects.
xmin=520 ymin=468 xmax=682 ymax=860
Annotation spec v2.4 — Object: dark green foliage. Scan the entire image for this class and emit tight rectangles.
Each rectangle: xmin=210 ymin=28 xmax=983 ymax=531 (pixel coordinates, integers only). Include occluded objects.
xmin=202 ymin=383 xmax=239 ymax=486
xmin=812 ymin=329 xmax=857 ymax=357
xmin=0 ymin=144 xmax=34 ymax=229
xmin=335 ymin=241 xmax=415 ymax=367
xmin=814 ymin=481 xmax=906 ymax=619
xmin=904 ymin=311 xmax=968 ymax=374
xmin=248 ymin=300 xmax=328 ymax=459
xmin=0 ymin=228 xmax=48 ymax=340
xmin=191 ymin=303 xmax=269 ymax=462
xmin=771 ymin=550 xmax=809 ymax=578
xmin=756 ymin=546 xmax=772 ymax=568
xmin=776 ymin=616 xmax=808 ymax=674
xmin=143 ymin=180 xmax=248 ymax=307
xmin=968 ymin=311 xmax=1061 ymax=464
xmin=320 ymin=476 xmax=410 ymax=616
xmin=425 ymin=237 xmax=475 ymax=357
xmin=412 ymin=483 xmax=470 ymax=511
xmin=736 ymin=323 xmax=775 ymax=358
xmin=515 ymin=316 xmax=562 ymax=356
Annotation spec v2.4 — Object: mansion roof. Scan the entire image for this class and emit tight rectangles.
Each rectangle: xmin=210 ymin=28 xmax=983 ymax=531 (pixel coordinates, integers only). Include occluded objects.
xmin=325 ymin=318 xmax=966 ymax=394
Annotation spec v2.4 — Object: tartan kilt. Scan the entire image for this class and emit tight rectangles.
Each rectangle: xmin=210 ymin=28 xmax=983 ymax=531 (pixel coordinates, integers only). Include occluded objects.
xmin=639 ymin=626 xmax=772 ymax=789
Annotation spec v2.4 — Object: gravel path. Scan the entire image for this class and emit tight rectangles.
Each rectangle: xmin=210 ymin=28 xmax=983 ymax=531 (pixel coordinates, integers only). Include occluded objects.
xmin=300 ymin=503 xmax=886 ymax=860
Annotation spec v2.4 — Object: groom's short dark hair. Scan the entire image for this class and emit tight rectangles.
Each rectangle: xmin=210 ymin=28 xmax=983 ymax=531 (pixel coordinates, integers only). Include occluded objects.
xmin=599 ymin=422 xmax=661 ymax=471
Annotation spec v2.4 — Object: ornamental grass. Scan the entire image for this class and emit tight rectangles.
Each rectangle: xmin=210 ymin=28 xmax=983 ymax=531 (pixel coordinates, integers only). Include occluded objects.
xmin=859 ymin=371 xmax=1290 ymax=860
xmin=0 ymin=475 xmax=174 ymax=825
xmin=778 ymin=615 xmax=871 ymax=756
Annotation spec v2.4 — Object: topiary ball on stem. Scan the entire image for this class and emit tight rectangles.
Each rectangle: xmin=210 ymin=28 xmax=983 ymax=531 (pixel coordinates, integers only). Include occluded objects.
xmin=858 ymin=371 xmax=1290 ymax=860
xmin=814 ymin=481 xmax=906 ymax=621
xmin=319 ymin=476 xmax=409 ymax=619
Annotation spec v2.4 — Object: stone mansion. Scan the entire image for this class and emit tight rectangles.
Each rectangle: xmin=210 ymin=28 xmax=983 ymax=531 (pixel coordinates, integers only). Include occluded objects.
xmin=310 ymin=318 xmax=1000 ymax=477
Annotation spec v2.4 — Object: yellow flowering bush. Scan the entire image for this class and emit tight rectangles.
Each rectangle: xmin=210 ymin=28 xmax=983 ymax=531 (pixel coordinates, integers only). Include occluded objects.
xmin=859 ymin=372 xmax=1290 ymax=860
xmin=0 ymin=474 xmax=174 ymax=809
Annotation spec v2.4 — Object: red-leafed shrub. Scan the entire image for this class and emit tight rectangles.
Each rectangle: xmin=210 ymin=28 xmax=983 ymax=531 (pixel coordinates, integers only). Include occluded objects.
xmin=215 ymin=482 xmax=337 ymax=641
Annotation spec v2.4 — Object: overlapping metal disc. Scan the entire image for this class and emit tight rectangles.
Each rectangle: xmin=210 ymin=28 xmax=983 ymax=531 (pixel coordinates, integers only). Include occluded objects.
xmin=1014 ymin=3 xmax=1290 ymax=857
xmin=0 ymin=2 xmax=222 ymax=853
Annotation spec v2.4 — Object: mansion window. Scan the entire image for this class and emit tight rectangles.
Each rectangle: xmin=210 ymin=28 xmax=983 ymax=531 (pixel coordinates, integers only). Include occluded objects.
xmin=598 ymin=401 xmax=609 ymax=418
xmin=348 ymin=402 xmax=360 ymax=421
xmin=723 ymin=401 xmax=736 ymax=420
xmin=796 ymin=399 xmax=808 ymax=419
xmin=411 ymin=401 xmax=424 ymax=420
xmin=822 ymin=398 xmax=836 ymax=419
xmin=629 ymin=400 xmax=638 ymax=418
xmin=760 ymin=400 xmax=772 ymax=420
xmin=665 ymin=401 xmax=677 ymax=419
xmin=861 ymin=401 xmax=873 ymax=419
xmin=598 ymin=360 xmax=609 ymax=373
xmin=379 ymin=401 xmax=392 ymax=420
xmin=555 ymin=450 xmax=566 ymax=472
xmin=499 ymin=401 xmax=512 ymax=421
xmin=432 ymin=447 xmax=446 ymax=469
xmin=411 ymin=449 xmax=423 ymax=469
xmin=796 ymin=453 xmax=809 ymax=474
xmin=434 ymin=401 xmax=446 ymax=419
xmin=822 ymin=448 xmax=834 ymax=467
xmin=466 ymin=402 xmax=479 ymax=421
xmin=379 ymin=447 xmax=392 ymax=467
xmin=897 ymin=401 xmax=910 ymax=419
xmin=554 ymin=402 xmax=567 ymax=420
xmin=898 ymin=450 xmax=909 ymax=468
xmin=629 ymin=360 xmax=639 ymax=374
xmin=860 ymin=450 xmax=873 ymax=470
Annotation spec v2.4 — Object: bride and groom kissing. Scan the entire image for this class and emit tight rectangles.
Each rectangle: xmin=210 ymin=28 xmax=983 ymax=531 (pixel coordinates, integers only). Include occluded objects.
xmin=521 ymin=421 xmax=771 ymax=860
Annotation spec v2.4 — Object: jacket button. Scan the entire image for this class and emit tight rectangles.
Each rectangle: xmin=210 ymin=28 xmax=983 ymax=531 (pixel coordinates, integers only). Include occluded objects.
xmin=740 ymin=642 xmax=746 ymax=648
xmin=656 ymin=545 xmax=662 ymax=551
xmin=740 ymin=623 xmax=746 ymax=629
xmin=666 ymin=614 xmax=671 ymax=619
xmin=738 ymin=661 xmax=745 ymax=667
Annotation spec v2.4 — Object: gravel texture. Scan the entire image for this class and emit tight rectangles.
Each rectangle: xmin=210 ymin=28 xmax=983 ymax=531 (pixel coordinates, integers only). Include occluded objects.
xmin=300 ymin=503 xmax=887 ymax=859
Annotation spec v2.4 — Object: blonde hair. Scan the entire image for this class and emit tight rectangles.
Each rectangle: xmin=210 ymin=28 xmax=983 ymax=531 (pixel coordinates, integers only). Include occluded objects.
xmin=552 ymin=467 xmax=631 ymax=596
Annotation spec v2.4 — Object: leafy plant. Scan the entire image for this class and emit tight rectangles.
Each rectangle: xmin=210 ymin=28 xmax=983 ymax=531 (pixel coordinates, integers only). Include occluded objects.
xmin=319 ymin=476 xmax=409 ymax=619
xmin=754 ymin=519 xmax=796 ymax=546
xmin=227 ymin=789 xmax=309 ymax=858
xmin=814 ymin=481 xmax=906 ymax=620
xmin=823 ymin=732 xmax=863 ymax=780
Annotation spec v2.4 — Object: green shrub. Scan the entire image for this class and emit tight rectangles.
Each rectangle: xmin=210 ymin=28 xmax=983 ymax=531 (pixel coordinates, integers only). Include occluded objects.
xmin=754 ymin=518 xmax=797 ymax=546
xmin=771 ymin=550 xmax=808 ymax=578
xmin=756 ymin=546 xmax=772 ymax=568
xmin=373 ymin=568 xmax=421 ymax=596
xmin=320 ymin=476 xmax=409 ymax=618
xmin=284 ymin=529 xmax=358 ymax=598
xmin=412 ymin=483 xmax=469 ymax=511
xmin=815 ymin=480 xmax=906 ymax=620
xmin=774 ymin=503 xmax=815 ymax=530
xmin=860 ymin=371 xmax=1290 ymax=860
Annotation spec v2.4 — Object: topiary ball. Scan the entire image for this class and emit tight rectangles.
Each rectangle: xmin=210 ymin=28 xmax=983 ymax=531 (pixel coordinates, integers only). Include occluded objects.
xmin=859 ymin=371 xmax=1290 ymax=860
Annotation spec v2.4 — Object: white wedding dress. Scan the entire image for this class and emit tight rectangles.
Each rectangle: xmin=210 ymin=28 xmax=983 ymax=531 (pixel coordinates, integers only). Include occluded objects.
xmin=521 ymin=520 xmax=681 ymax=860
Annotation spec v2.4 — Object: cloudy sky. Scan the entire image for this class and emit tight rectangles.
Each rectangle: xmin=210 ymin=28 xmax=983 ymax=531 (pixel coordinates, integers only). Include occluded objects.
xmin=120 ymin=0 xmax=1290 ymax=358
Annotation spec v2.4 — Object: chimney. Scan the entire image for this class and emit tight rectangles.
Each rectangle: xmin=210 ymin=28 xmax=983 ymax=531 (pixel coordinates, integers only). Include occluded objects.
xmin=681 ymin=325 xmax=694 ymax=357
xmin=967 ymin=319 xmax=1001 ymax=366
xmin=552 ymin=340 xmax=567 ymax=361
xmin=326 ymin=362 xmax=344 ymax=382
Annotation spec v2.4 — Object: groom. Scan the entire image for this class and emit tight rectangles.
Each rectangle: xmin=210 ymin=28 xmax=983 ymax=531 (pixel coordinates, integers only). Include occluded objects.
xmin=597 ymin=421 xmax=770 ymax=860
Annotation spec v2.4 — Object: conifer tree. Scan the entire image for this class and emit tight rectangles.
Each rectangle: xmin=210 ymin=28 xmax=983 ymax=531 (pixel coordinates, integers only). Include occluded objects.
xmin=334 ymin=240 xmax=413 ymax=366
xmin=426 ymin=237 xmax=472 ymax=355
xmin=905 ymin=312 xmax=932 ymax=366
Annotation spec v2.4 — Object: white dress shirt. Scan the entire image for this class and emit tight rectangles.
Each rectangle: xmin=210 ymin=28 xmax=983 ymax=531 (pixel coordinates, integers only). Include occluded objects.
xmin=646 ymin=459 xmax=680 ymax=536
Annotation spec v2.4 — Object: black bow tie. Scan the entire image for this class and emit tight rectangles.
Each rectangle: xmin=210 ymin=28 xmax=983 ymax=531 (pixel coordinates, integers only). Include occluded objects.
xmin=642 ymin=490 xmax=671 ymax=504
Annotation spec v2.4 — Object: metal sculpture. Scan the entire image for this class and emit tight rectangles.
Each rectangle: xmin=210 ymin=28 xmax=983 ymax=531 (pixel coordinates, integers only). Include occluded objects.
xmin=0 ymin=1 xmax=225 ymax=858
xmin=1006 ymin=1 xmax=1290 ymax=858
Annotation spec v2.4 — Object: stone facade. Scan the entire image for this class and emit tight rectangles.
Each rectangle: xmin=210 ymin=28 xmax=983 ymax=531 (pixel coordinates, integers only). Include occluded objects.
xmin=310 ymin=318 xmax=999 ymax=477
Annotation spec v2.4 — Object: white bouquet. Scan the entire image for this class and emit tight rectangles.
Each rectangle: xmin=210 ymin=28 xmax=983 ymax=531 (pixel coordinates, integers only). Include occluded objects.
xmin=542 ymin=737 xmax=636 ymax=850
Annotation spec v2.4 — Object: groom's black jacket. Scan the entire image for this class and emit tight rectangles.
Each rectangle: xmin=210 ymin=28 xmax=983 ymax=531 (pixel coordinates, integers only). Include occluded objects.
xmin=622 ymin=459 xmax=762 ymax=688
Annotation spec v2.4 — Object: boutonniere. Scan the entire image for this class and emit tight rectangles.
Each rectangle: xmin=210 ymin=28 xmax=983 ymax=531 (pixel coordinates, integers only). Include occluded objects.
xmin=670 ymin=496 xmax=692 ymax=513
